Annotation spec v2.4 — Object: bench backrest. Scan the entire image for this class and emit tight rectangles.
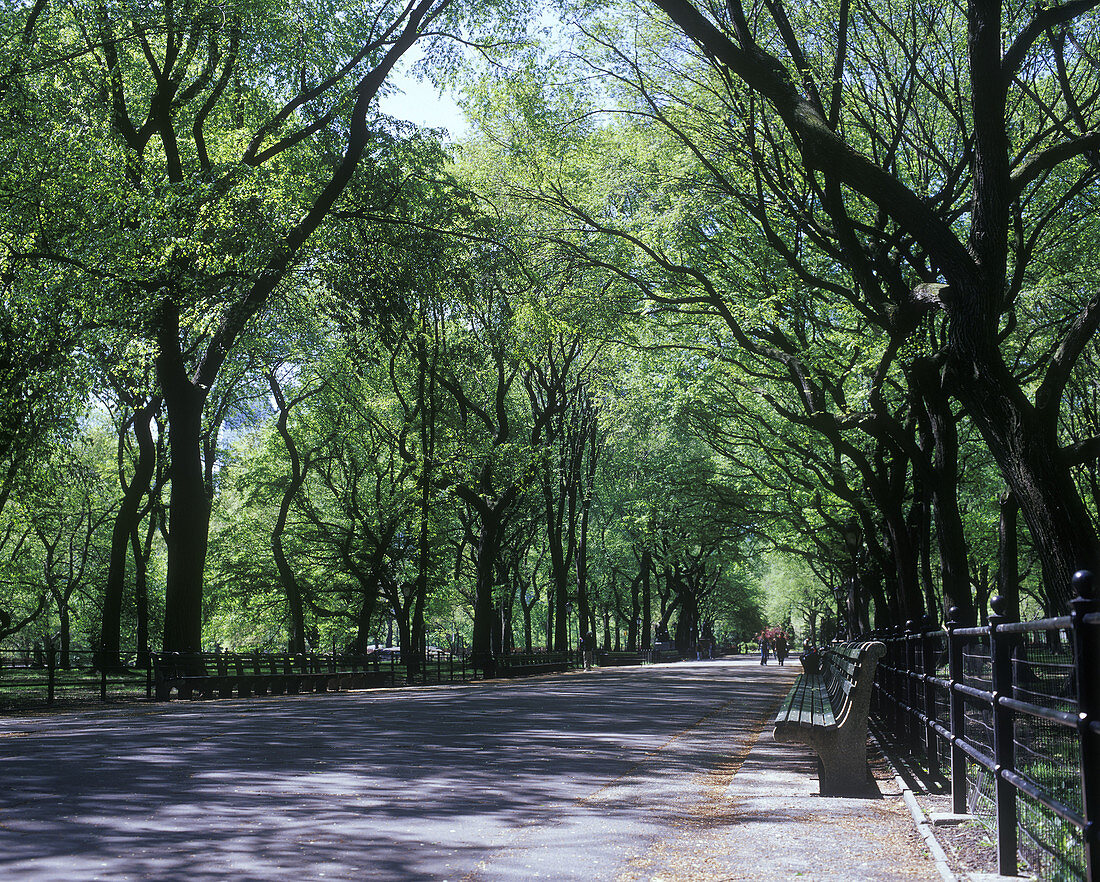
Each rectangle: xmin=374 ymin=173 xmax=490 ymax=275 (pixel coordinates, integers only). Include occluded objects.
xmin=153 ymin=651 xmax=214 ymax=678
xmin=821 ymin=641 xmax=886 ymax=723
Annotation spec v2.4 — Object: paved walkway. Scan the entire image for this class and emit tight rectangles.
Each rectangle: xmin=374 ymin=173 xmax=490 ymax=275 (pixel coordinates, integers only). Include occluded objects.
xmin=0 ymin=659 xmax=942 ymax=881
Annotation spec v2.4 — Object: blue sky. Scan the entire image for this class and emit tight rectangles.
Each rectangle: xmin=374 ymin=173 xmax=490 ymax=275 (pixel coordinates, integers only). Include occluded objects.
xmin=378 ymin=51 xmax=469 ymax=139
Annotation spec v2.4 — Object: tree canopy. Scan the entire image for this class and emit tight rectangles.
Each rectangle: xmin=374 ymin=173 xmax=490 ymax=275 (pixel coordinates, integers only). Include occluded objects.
xmin=3 ymin=0 xmax=1100 ymax=667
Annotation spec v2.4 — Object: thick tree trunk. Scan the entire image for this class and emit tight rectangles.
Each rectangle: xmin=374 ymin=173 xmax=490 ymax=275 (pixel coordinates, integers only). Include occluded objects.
xmin=673 ymin=573 xmax=697 ymax=652
xmin=627 ymin=572 xmax=641 ymax=651
xmin=881 ymin=506 xmax=923 ymax=622
xmin=862 ymin=568 xmax=891 ymax=630
xmin=394 ymin=600 xmax=411 ymax=670
xmin=522 ymin=599 xmax=533 ymax=651
xmin=546 ymin=588 xmax=554 ymax=651
xmin=470 ymin=506 xmax=504 ymax=672
xmin=915 ymin=364 xmax=977 ymax=625
xmin=640 ymin=549 xmax=652 ymax=649
xmin=953 ymin=350 xmax=1098 ymax=610
xmin=350 ymin=551 xmax=386 ymax=651
xmin=272 ymin=534 xmax=305 ymax=652
xmin=157 ymin=303 xmax=211 ymax=654
xmin=159 ymin=385 xmax=210 ymax=653
xmin=912 ymin=498 xmax=939 ymax=624
xmin=553 ymin=564 xmax=569 ymax=652
xmin=410 ymin=564 xmax=427 ymax=675
xmin=58 ymin=602 xmax=71 ymax=669
xmin=541 ymin=465 xmax=574 ymax=652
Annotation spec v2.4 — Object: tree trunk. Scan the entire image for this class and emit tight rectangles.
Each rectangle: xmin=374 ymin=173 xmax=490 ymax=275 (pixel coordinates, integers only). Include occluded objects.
xmin=542 ymin=464 xmax=573 ymax=652
xmin=272 ymin=515 xmax=306 ymax=653
xmin=575 ymin=490 xmax=591 ymax=647
xmin=101 ymin=396 xmax=160 ymax=669
xmin=157 ymin=304 xmax=211 ymax=654
xmin=351 ymin=553 xmax=385 ymax=652
xmin=915 ymin=362 xmax=977 ymax=625
xmin=131 ymin=521 xmax=152 ymax=666
xmin=269 ymin=373 xmax=311 ymax=654
xmin=625 ymin=573 xmax=640 ymax=650
xmin=546 ymin=587 xmax=554 ymax=651
xmin=997 ymin=489 xmax=1020 ymax=620
xmin=881 ymin=506 xmax=923 ymax=622
xmin=58 ymin=601 xmax=71 ymax=669
xmin=522 ymin=600 xmax=533 ymax=651
xmin=470 ymin=505 xmax=504 ymax=673
xmin=953 ymin=354 xmax=1098 ymax=611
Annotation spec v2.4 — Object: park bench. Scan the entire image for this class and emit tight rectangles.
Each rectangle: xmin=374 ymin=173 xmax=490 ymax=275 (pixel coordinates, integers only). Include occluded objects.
xmin=595 ymin=650 xmax=648 ymax=666
xmin=772 ymin=640 xmax=886 ymax=795
xmin=152 ymin=651 xmax=393 ymax=701
xmin=152 ymin=651 xmax=230 ymax=700
xmin=499 ymin=651 xmax=572 ymax=677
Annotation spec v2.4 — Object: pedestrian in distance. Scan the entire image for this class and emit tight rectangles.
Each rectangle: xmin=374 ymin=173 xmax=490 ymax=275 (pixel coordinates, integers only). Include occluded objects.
xmin=758 ymin=631 xmax=769 ymax=665
xmin=775 ymin=633 xmax=789 ymax=666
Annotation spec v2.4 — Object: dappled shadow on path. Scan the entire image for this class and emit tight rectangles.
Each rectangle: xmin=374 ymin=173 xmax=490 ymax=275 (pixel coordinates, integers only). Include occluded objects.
xmin=0 ymin=661 xmax=793 ymax=881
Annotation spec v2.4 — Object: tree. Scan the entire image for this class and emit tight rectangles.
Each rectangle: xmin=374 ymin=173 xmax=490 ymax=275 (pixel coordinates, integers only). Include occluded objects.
xmin=8 ymin=0 xmax=519 ymax=652
xmin=639 ymin=0 xmax=1100 ymax=607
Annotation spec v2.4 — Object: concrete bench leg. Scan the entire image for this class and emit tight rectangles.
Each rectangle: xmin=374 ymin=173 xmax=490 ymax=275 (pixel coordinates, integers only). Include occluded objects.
xmin=808 ymin=730 xmax=874 ymax=796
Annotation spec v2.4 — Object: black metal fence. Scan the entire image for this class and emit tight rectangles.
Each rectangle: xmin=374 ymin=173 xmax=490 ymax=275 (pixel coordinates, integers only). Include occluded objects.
xmin=1 ymin=645 xmax=615 ymax=712
xmin=872 ymin=570 xmax=1100 ymax=881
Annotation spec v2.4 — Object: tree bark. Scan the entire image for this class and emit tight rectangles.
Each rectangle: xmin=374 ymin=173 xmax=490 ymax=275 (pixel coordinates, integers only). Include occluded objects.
xmin=101 ymin=396 xmax=160 ymax=669
xmin=952 ymin=354 xmax=1097 ymax=609
xmin=157 ymin=303 xmax=211 ymax=653
xmin=470 ymin=503 xmax=505 ymax=673
xmin=997 ymin=490 xmax=1020 ymax=620
xmin=914 ymin=361 xmax=977 ymax=625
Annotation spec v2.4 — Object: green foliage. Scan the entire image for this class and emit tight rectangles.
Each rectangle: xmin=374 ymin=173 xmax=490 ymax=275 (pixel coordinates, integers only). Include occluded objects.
xmin=9 ymin=0 xmax=1100 ymax=664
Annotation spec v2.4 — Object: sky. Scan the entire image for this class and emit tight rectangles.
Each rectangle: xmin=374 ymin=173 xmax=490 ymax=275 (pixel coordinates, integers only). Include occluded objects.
xmin=377 ymin=52 xmax=470 ymax=139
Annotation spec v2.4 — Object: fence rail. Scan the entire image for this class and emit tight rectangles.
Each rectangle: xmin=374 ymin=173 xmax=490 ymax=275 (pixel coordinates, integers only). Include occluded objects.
xmin=0 ymin=647 xmax=155 ymax=708
xmin=1 ymin=645 xmax=613 ymax=711
xmin=871 ymin=570 xmax=1100 ymax=881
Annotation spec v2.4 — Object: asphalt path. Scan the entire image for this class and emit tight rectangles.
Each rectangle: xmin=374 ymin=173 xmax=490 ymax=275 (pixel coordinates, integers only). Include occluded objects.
xmin=0 ymin=658 xmax=936 ymax=881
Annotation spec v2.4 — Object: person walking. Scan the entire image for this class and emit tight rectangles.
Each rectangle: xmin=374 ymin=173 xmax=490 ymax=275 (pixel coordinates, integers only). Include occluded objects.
xmin=774 ymin=633 xmax=789 ymax=666
xmin=582 ymin=631 xmax=595 ymax=670
xmin=758 ymin=632 xmax=769 ymax=665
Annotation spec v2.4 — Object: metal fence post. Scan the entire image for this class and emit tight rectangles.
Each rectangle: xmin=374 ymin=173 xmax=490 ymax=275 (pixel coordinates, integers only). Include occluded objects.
xmin=47 ymin=644 xmax=56 ymax=705
xmin=870 ymin=627 xmax=883 ymax=718
xmin=891 ymin=625 xmax=905 ymax=740
xmin=921 ymin=615 xmax=940 ymax=778
xmin=1070 ymin=570 xmax=1100 ymax=882
xmin=906 ymin=619 xmax=920 ymax=754
xmin=989 ymin=594 xmax=1018 ymax=877
xmin=946 ymin=606 xmax=967 ymax=815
